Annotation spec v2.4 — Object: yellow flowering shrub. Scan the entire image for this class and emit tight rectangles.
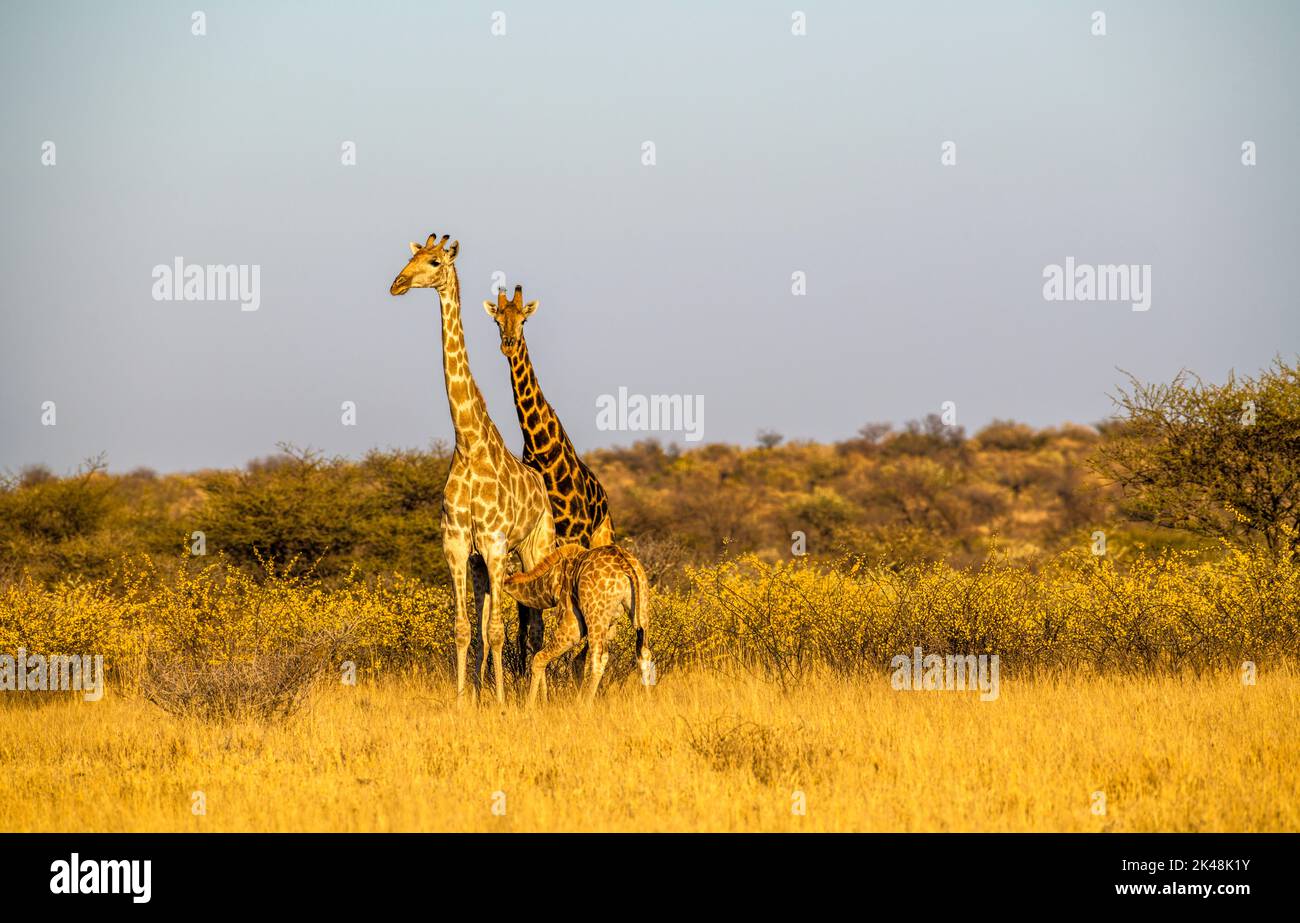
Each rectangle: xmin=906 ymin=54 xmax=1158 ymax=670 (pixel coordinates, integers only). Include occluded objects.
xmin=634 ymin=544 xmax=1300 ymax=682
xmin=0 ymin=544 xmax=1295 ymax=707
xmin=0 ymin=573 xmax=149 ymax=686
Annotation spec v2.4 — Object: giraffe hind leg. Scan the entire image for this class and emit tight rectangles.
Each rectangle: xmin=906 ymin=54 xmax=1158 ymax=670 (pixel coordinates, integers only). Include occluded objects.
xmin=582 ymin=635 xmax=608 ymax=703
xmin=480 ymin=554 xmax=510 ymax=706
xmin=571 ymin=517 xmax=612 ymax=684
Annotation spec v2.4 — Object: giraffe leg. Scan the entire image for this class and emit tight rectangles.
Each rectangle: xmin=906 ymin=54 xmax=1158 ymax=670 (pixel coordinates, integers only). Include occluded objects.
xmin=568 ymin=520 xmax=610 ymax=687
xmin=530 ymin=631 xmax=546 ymax=707
xmin=527 ymin=607 xmax=579 ymax=708
xmin=581 ymin=562 xmax=629 ymax=702
xmin=583 ymin=635 xmax=608 ymax=703
xmin=444 ymin=535 xmax=473 ymax=701
xmin=514 ymin=605 xmax=534 ymax=680
xmin=514 ymin=603 xmax=546 ymax=700
xmin=482 ymin=554 xmax=510 ymax=707
xmin=534 ymin=614 xmax=549 ymax=703
xmin=573 ymin=582 xmax=605 ymax=704
xmin=516 ymin=507 xmax=556 ymax=702
xmin=471 ymin=555 xmax=491 ymax=696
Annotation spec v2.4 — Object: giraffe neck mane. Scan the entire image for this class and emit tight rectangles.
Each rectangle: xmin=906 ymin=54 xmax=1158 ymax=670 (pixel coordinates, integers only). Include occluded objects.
xmin=438 ymin=271 xmax=503 ymax=456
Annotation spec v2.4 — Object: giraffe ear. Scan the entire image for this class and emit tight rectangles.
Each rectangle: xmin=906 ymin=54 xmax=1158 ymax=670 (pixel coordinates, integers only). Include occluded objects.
xmin=522 ymin=300 xmax=539 ymax=318
xmin=409 ymin=242 xmax=420 ymax=256
xmin=446 ymin=240 xmax=459 ymax=261
xmin=482 ymin=300 xmax=498 ymax=318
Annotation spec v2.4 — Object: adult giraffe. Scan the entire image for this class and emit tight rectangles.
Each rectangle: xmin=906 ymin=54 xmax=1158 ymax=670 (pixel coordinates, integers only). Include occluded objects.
xmin=390 ymin=234 xmax=555 ymax=705
xmin=483 ymin=285 xmax=614 ymax=547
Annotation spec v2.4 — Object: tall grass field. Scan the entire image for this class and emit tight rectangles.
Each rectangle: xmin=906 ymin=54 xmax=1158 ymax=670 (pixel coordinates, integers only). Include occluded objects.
xmin=1 ymin=547 xmax=1295 ymax=832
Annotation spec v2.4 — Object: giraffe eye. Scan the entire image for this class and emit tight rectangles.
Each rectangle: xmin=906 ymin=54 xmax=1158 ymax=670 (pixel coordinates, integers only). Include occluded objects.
xmin=428 ymin=259 xmax=440 ymax=267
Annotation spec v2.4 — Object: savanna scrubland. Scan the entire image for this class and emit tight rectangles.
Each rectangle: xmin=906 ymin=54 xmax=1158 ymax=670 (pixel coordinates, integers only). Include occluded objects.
xmin=1 ymin=361 xmax=1297 ymax=831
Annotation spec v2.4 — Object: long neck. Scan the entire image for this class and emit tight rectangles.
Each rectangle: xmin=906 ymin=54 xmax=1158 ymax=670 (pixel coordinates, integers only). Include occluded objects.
xmin=508 ymin=338 xmax=555 ymax=453
xmin=504 ymin=569 xmax=557 ymax=609
xmin=505 ymin=544 xmax=583 ymax=608
xmin=437 ymin=272 xmax=492 ymax=454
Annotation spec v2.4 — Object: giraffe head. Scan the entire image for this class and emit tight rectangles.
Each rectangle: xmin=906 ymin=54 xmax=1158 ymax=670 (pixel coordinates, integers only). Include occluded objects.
xmin=483 ymin=285 xmax=538 ymax=357
xmin=390 ymin=233 xmax=459 ymax=296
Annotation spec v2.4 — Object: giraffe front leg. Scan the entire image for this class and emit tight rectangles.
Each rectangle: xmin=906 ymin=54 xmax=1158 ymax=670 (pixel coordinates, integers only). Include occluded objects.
xmin=444 ymin=538 xmax=472 ymax=702
xmin=489 ymin=602 xmax=507 ymax=706
xmin=526 ymin=642 xmax=560 ymax=708
xmin=527 ymin=609 xmax=579 ymax=708
xmin=483 ymin=553 xmax=510 ymax=707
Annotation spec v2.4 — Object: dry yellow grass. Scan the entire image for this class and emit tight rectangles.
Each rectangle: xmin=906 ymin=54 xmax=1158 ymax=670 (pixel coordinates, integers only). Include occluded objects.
xmin=1 ymin=667 xmax=1295 ymax=832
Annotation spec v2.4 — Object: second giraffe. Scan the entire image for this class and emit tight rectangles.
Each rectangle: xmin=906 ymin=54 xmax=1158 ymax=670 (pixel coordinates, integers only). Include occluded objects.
xmin=485 ymin=285 xmax=614 ymax=547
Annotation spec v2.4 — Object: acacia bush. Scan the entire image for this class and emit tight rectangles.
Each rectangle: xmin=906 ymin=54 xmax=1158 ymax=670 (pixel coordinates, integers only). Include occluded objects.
xmin=0 ymin=555 xmax=453 ymax=718
xmin=627 ymin=543 xmax=1300 ymax=686
xmin=141 ymin=636 xmax=344 ymax=721
xmin=588 ymin=419 xmax=1116 ymax=567
xmin=0 ymin=445 xmax=454 ymax=585
xmin=1092 ymin=358 xmax=1300 ymax=557
xmin=0 ymin=459 xmax=117 ymax=582
xmin=0 ymin=415 xmax=1179 ymax=583
xmin=1 ymin=543 xmax=1294 ymax=713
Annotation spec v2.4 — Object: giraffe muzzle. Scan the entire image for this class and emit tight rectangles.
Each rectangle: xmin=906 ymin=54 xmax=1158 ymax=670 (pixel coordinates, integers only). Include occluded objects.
xmin=390 ymin=276 xmax=411 ymax=296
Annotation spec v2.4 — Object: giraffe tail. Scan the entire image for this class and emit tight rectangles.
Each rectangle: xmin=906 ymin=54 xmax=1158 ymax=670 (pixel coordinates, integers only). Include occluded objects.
xmin=613 ymin=547 xmax=652 ymax=687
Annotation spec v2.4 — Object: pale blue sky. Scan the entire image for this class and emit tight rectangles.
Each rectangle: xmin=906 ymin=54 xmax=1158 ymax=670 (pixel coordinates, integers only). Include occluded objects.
xmin=2 ymin=1 xmax=1297 ymax=473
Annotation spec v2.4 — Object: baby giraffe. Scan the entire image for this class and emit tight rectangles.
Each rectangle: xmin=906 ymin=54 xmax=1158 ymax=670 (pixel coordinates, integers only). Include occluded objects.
xmin=503 ymin=543 xmax=653 ymax=706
